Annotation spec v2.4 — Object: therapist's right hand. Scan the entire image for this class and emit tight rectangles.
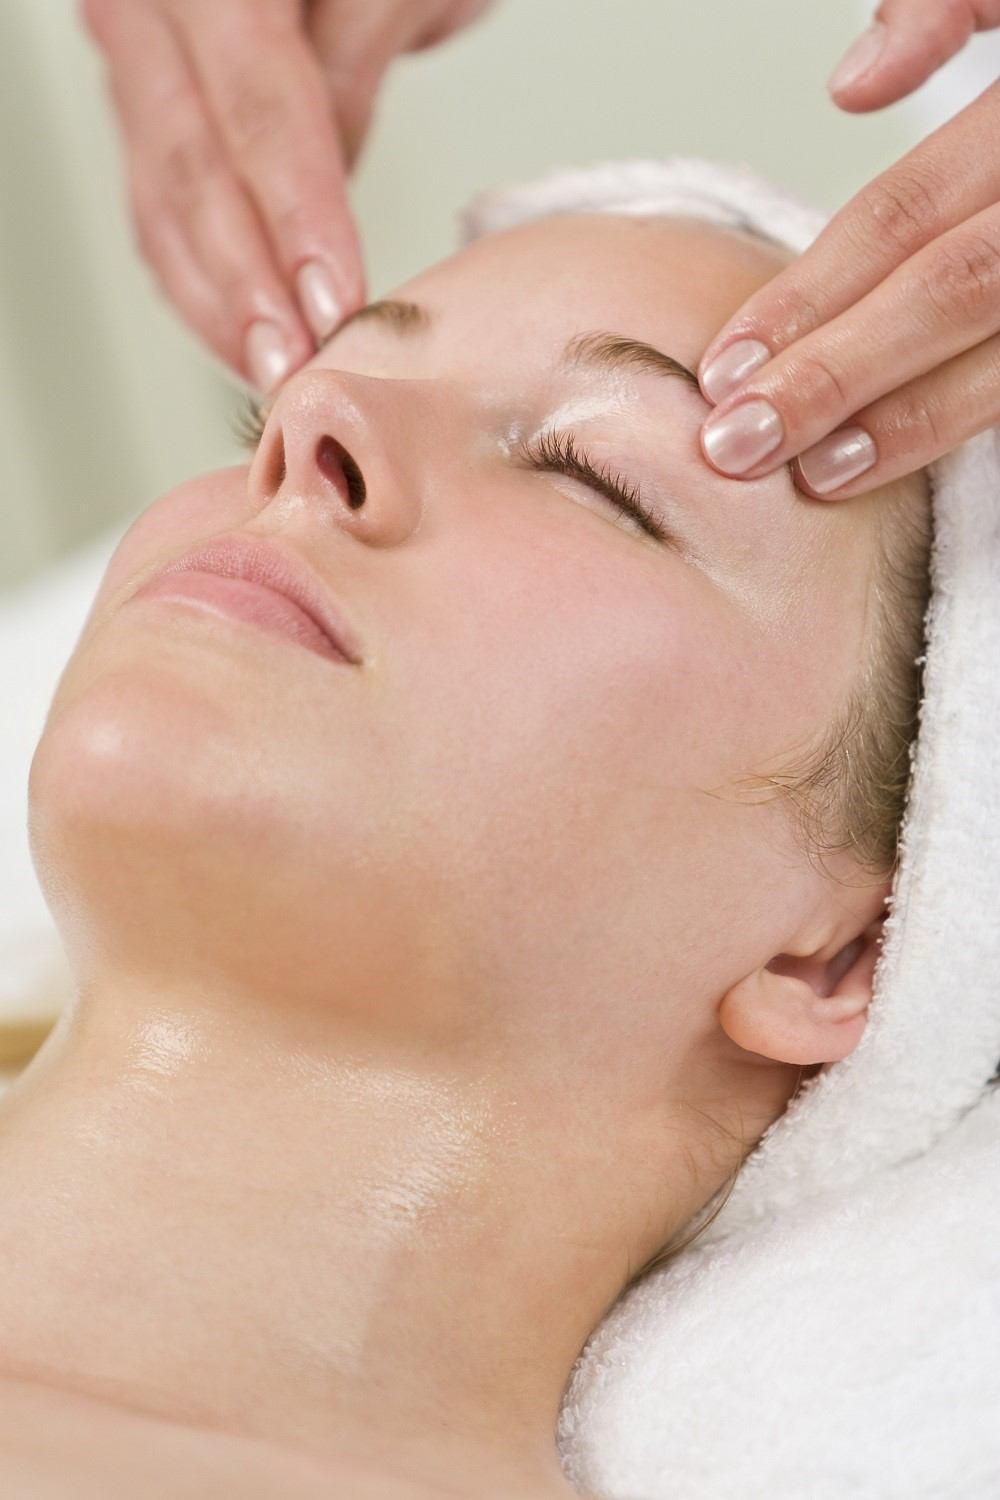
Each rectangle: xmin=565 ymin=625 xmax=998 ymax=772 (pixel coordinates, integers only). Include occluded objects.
xmin=79 ymin=0 xmax=494 ymax=393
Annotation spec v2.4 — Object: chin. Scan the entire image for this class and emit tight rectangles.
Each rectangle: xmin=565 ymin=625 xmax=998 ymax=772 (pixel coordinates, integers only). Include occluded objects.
xmin=23 ymin=641 xmax=391 ymax=1007
xmin=26 ymin=662 xmax=237 ymax=954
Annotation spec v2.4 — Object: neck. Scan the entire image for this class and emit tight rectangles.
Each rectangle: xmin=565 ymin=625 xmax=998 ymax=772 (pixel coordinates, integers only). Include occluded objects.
xmin=0 ymin=972 xmax=743 ymax=1497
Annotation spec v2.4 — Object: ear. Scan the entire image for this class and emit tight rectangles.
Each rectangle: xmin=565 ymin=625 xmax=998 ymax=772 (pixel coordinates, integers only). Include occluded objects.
xmin=717 ymin=879 xmax=892 ymax=1066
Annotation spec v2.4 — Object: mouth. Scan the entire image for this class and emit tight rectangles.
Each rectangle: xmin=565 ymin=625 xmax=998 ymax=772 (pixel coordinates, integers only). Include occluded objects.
xmin=131 ymin=533 xmax=363 ymax=666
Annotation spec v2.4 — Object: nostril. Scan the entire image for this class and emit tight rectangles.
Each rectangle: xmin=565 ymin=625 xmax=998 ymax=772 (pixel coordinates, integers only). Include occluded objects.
xmin=316 ymin=435 xmax=367 ymax=509
xmin=255 ymin=425 xmax=284 ymax=491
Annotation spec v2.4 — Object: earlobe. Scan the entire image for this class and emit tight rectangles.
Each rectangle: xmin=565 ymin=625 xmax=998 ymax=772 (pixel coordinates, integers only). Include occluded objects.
xmin=718 ymin=912 xmax=888 ymax=1066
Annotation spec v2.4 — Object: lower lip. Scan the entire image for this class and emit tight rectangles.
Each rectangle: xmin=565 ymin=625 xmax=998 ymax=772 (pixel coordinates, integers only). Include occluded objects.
xmin=132 ymin=571 xmax=352 ymax=663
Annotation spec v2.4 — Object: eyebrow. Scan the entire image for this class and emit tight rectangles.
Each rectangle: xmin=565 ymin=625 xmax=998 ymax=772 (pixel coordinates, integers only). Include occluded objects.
xmin=562 ymin=331 xmax=700 ymax=388
xmin=321 ymin=299 xmax=700 ymax=388
xmin=325 ymin=298 xmax=431 ymax=339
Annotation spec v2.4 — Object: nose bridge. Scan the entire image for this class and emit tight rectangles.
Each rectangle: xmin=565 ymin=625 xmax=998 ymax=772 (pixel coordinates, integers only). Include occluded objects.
xmin=248 ymin=367 xmax=426 ymax=538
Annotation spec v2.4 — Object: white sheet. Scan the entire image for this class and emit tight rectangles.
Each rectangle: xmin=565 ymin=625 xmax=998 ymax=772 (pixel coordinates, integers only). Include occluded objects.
xmin=0 ymin=519 xmax=130 ymax=1037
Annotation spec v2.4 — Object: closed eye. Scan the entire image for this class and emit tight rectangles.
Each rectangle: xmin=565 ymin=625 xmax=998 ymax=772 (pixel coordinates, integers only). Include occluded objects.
xmin=514 ymin=429 xmax=674 ymax=546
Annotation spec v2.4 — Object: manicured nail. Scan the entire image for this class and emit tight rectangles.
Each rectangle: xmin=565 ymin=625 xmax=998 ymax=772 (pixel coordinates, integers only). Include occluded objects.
xmin=246 ymin=320 xmax=293 ymax=394
xmin=702 ymin=399 xmax=783 ymax=475
xmin=701 ymin=338 xmax=772 ymax=403
xmin=828 ymin=21 xmax=888 ymax=94
xmin=796 ymin=425 xmax=877 ymax=495
xmin=296 ymin=260 xmax=342 ymax=343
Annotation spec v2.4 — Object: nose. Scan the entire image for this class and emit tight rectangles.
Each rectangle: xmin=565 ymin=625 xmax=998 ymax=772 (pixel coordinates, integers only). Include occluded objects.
xmin=247 ymin=368 xmax=417 ymax=539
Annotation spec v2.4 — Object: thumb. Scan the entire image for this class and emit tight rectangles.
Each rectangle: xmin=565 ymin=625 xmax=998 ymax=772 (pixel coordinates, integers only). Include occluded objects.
xmin=827 ymin=0 xmax=1000 ymax=112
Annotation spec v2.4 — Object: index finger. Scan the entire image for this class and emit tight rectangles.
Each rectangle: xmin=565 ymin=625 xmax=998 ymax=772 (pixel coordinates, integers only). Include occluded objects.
xmin=696 ymin=75 xmax=1000 ymax=406
xmin=169 ymin=0 xmax=367 ymax=343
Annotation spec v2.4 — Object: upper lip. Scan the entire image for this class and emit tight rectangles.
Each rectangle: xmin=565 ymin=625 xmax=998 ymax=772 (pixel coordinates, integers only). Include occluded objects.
xmin=149 ymin=532 xmax=363 ymax=664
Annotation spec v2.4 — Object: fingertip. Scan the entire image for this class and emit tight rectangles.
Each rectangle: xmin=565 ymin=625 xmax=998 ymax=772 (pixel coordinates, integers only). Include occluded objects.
xmin=795 ymin=425 xmax=878 ymax=497
xmin=827 ymin=72 xmax=910 ymax=112
xmin=291 ymin=229 xmax=367 ymax=345
xmin=323 ymin=219 xmax=369 ymax=322
xmin=826 ymin=20 xmax=889 ymax=98
xmin=296 ymin=259 xmax=344 ymax=343
xmin=827 ymin=78 xmax=890 ymax=112
xmin=791 ymin=461 xmax=868 ymax=503
xmin=245 ymin=319 xmax=299 ymax=395
xmin=700 ymin=338 xmax=773 ymax=405
xmin=791 ymin=464 xmax=838 ymax=502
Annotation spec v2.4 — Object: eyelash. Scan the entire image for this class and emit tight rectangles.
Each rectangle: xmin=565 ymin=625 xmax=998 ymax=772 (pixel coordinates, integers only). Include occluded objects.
xmin=230 ymin=398 xmax=667 ymax=546
xmin=514 ymin=429 xmax=666 ymax=542
xmin=231 ymin=393 xmax=269 ymax=450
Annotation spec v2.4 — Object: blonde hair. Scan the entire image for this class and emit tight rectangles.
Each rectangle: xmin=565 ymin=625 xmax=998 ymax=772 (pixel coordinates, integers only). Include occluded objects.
xmin=633 ymin=467 xmax=935 ymax=1283
xmin=738 ymin=466 xmax=934 ymax=877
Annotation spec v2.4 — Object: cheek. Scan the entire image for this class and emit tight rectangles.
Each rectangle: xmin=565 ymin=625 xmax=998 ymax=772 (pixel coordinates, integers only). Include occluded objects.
xmin=380 ymin=516 xmax=777 ymax=969
xmin=510 ymin=532 xmax=761 ymax=788
xmin=355 ymin=519 xmax=810 ymax=1076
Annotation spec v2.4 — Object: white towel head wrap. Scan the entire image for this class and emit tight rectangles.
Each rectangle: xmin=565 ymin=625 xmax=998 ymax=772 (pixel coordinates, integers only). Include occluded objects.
xmin=459 ymin=156 xmax=1000 ymax=1245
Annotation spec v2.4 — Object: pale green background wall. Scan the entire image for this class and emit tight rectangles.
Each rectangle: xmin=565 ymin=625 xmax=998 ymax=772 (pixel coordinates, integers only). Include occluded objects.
xmin=1 ymin=0 xmax=915 ymax=593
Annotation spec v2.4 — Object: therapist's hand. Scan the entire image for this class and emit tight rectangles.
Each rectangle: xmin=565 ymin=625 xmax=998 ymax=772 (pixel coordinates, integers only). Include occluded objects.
xmin=696 ymin=0 xmax=1000 ymax=499
xmin=80 ymin=0 xmax=493 ymax=393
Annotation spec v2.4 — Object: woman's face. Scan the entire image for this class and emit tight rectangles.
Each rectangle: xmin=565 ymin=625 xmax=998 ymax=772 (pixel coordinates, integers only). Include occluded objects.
xmin=29 ymin=213 xmax=881 ymax=1106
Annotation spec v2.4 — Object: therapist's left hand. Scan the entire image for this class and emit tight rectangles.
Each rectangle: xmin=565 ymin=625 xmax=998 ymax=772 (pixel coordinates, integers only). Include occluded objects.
xmin=696 ymin=58 xmax=1000 ymax=498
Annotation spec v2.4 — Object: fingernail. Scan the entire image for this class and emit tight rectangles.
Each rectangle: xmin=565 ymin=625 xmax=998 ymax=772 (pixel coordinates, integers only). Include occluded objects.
xmin=828 ymin=20 xmax=888 ymax=94
xmin=296 ymin=260 xmax=342 ymax=343
xmin=702 ymin=399 xmax=783 ymax=475
xmin=796 ymin=425 xmax=877 ymax=495
xmin=701 ymin=338 xmax=772 ymax=403
xmin=246 ymin=320 xmax=293 ymax=394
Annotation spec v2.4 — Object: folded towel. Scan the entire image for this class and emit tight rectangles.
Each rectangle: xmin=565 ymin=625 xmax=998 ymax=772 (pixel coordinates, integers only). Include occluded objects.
xmin=463 ymin=158 xmax=1000 ymax=1497
xmin=558 ymin=1081 xmax=1000 ymax=1500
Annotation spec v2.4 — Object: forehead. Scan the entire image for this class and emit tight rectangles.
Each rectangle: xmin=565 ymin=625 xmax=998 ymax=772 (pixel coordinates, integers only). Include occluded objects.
xmin=392 ymin=212 xmax=796 ymax=369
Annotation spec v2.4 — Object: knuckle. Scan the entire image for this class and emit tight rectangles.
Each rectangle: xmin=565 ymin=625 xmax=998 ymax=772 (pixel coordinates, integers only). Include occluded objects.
xmin=226 ymin=70 xmax=289 ymax=154
xmin=784 ymin=348 xmax=852 ymax=415
xmin=159 ymin=131 xmax=220 ymax=208
xmin=922 ymin=232 xmax=1000 ymax=329
xmin=767 ymin=284 xmax=825 ymax=346
xmin=268 ymin=199 xmax=314 ymax=246
xmin=854 ymin=165 xmax=940 ymax=255
xmin=215 ymin=259 xmax=255 ymax=310
xmin=885 ymin=388 xmax=944 ymax=453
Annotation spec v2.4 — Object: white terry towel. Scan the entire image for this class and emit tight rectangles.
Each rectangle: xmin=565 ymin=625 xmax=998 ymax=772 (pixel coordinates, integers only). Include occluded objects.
xmin=463 ymin=159 xmax=1000 ymax=1498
